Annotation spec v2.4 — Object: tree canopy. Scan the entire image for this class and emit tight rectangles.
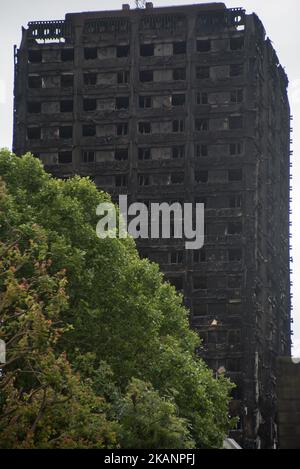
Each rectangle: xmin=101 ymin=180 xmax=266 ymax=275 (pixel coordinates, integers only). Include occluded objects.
xmin=0 ymin=150 xmax=235 ymax=448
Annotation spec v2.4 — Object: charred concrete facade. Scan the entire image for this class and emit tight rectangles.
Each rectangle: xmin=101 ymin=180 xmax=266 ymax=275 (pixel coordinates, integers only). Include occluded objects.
xmin=13 ymin=2 xmax=291 ymax=449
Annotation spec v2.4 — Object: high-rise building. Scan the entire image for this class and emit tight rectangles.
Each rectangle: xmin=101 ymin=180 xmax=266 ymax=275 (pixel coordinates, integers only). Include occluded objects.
xmin=13 ymin=2 xmax=291 ymax=449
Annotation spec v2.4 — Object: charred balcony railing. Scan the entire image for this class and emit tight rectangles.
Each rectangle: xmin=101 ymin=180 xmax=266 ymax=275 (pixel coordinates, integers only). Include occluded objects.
xmin=84 ymin=17 xmax=130 ymax=35
xmin=197 ymin=8 xmax=246 ymax=32
xmin=139 ymin=14 xmax=186 ymax=32
xmin=28 ymin=20 xmax=73 ymax=40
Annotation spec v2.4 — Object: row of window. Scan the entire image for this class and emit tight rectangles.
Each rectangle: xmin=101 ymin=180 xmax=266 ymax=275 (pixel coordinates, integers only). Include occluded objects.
xmin=114 ymin=170 xmax=243 ymax=187
xmin=154 ymin=249 xmax=243 ymax=265
xmin=202 ymin=329 xmax=241 ymax=345
xmin=136 ymin=170 xmax=243 ymax=186
xmin=34 ymin=144 xmax=243 ymax=162
xmin=205 ymin=358 xmax=242 ymax=374
xmin=36 ymin=152 xmax=244 ymax=182
xmin=74 ymin=144 xmax=244 ymax=161
xmin=27 ymin=63 xmax=244 ymax=89
xmin=26 ymin=115 xmax=243 ymax=140
xmin=28 ymin=69 xmax=186 ymax=89
xmin=167 ymin=274 xmax=243 ymax=292
xmin=193 ymin=274 xmax=242 ymax=290
xmin=138 ymin=194 xmax=242 ymax=210
xmin=140 ymin=64 xmax=244 ymax=82
xmin=193 ymin=301 xmax=242 ymax=316
xmin=27 ymin=90 xmax=244 ymax=115
xmin=27 ymin=37 xmax=244 ymax=63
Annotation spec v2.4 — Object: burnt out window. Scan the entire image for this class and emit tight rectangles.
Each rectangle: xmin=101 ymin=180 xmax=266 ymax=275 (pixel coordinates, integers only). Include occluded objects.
xmin=138 ymin=148 xmax=151 ymax=160
xmin=197 ymin=39 xmax=211 ymax=52
xmin=195 ymin=118 xmax=209 ymax=131
xmin=140 ymin=44 xmax=154 ymax=57
xmin=27 ymin=102 xmax=41 ymax=114
xmin=194 ymin=276 xmax=207 ymax=290
xmin=229 ymin=194 xmax=242 ymax=208
xmin=197 ymin=92 xmax=208 ymax=105
xmin=230 ymin=89 xmax=243 ymax=103
xmin=170 ymin=173 xmax=184 ymax=184
xmin=139 ymin=96 xmax=152 ymax=108
xmin=227 ymin=221 xmax=242 ymax=235
xmin=170 ymin=251 xmax=184 ymax=264
xmin=172 ymin=146 xmax=184 ymax=159
xmin=173 ymin=68 xmax=186 ymax=81
xmin=61 ymin=49 xmax=74 ymax=62
xmin=173 ymin=41 xmax=186 ymax=55
xmin=228 ymin=276 xmax=242 ymax=289
xmin=117 ymin=71 xmax=129 ymax=84
xmin=168 ymin=276 xmax=183 ymax=291
xmin=194 ymin=249 xmax=206 ymax=263
xmin=230 ymin=37 xmax=244 ymax=51
xmin=172 ymin=120 xmax=184 ymax=133
xmin=228 ymin=169 xmax=242 ymax=182
xmin=27 ymin=127 xmax=41 ymax=140
xmin=228 ymin=248 xmax=242 ymax=261
xmin=208 ymin=303 xmax=227 ymax=315
xmin=83 ymin=98 xmax=97 ymax=112
xmin=82 ymin=150 xmax=95 ymax=163
xmin=59 ymin=126 xmax=73 ymax=139
xmin=196 ymin=66 xmax=210 ymax=79
xmin=82 ymin=124 xmax=96 ymax=137
xmin=227 ymin=302 xmax=242 ymax=314
xmin=140 ymin=70 xmax=154 ymax=82
xmin=84 ymin=47 xmax=98 ymax=60
xmin=28 ymin=75 xmax=42 ymax=89
xmin=196 ymin=144 xmax=208 ymax=157
xmin=230 ymin=142 xmax=243 ymax=155
xmin=28 ymin=50 xmax=42 ymax=63
xmin=115 ymin=149 xmax=128 ymax=161
xmin=60 ymin=100 xmax=73 ymax=113
xmin=230 ymin=63 xmax=243 ymax=77
xmin=195 ymin=170 xmax=208 ymax=183
xmin=193 ymin=303 xmax=208 ymax=316
xmin=228 ymin=329 xmax=241 ymax=344
xmin=229 ymin=116 xmax=243 ymax=129
xmin=116 ymin=96 xmax=129 ymax=110
xmin=115 ymin=175 xmax=128 ymax=187
xmin=116 ymin=123 xmax=128 ymax=136
xmin=61 ymin=74 xmax=74 ymax=88
xmin=172 ymin=94 xmax=185 ymax=106
xmin=139 ymin=122 xmax=151 ymax=134
xmin=138 ymin=174 xmax=150 ymax=186
xmin=117 ymin=45 xmax=130 ymax=58
xmin=226 ymin=358 xmax=241 ymax=373
xmin=84 ymin=73 xmax=97 ymax=86
xmin=58 ymin=151 xmax=72 ymax=164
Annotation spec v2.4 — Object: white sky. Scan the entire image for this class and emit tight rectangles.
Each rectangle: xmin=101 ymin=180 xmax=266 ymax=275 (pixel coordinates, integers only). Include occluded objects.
xmin=0 ymin=0 xmax=299 ymax=356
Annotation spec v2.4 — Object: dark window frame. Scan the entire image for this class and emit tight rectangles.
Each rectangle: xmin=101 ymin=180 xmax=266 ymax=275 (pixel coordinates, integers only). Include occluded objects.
xmin=173 ymin=41 xmax=186 ymax=55
xmin=82 ymin=124 xmax=96 ymax=137
xmin=84 ymin=47 xmax=98 ymax=60
xmin=61 ymin=49 xmax=74 ymax=62
xmin=58 ymin=151 xmax=73 ymax=164
xmin=197 ymin=39 xmax=211 ymax=53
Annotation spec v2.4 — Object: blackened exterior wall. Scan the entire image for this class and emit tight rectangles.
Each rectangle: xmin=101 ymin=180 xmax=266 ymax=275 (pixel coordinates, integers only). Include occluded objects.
xmin=277 ymin=358 xmax=300 ymax=449
xmin=13 ymin=2 xmax=291 ymax=449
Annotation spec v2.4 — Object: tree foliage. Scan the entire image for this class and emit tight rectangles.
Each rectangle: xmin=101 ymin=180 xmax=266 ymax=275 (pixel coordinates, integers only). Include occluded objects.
xmin=0 ymin=150 xmax=235 ymax=448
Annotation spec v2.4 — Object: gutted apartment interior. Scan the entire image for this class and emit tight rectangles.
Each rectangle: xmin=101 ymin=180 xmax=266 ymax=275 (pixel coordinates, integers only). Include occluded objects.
xmin=13 ymin=1 xmax=291 ymax=449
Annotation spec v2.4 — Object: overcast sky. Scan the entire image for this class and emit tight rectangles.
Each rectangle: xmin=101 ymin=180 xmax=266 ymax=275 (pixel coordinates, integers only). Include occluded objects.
xmin=1 ymin=0 xmax=299 ymax=355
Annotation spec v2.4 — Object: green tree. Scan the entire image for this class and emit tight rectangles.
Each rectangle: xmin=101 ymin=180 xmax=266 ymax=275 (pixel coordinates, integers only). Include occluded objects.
xmin=0 ymin=150 xmax=235 ymax=448
xmin=0 ymin=202 xmax=118 ymax=448
xmin=119 ymin=379 xmax=195 ymax=449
